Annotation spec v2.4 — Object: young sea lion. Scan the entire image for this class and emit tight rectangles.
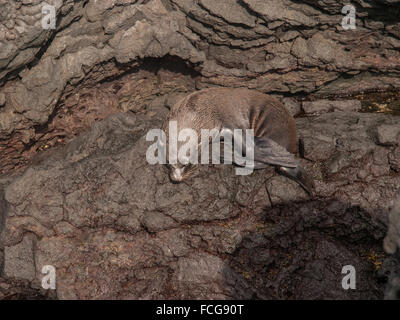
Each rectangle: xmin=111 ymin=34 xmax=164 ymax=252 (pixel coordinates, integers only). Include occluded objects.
xmin=162 ymin=87 xmax=314 ymax=194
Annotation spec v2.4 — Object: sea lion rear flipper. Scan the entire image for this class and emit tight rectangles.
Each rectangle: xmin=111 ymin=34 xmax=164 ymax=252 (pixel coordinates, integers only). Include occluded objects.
xmin=253 ymin=137 xmax=298 ymax=168
xmin=254 ymin=137 xmax=315 ymax=195
xmin=277 ymin=166 xmax=315 ymax=195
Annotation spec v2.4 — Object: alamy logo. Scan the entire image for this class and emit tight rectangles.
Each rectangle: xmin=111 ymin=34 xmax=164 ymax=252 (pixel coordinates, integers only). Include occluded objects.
xmin=341 ymin=265 xmax=356 ymax=290
xmin=146 ymin=121 xmax=255 ymax=176
xmin=341 ymin=5 xmax=356 ymax=30
xmin=41 ymin=265 xmax=56 ymax=290
xmin=42 ymin=4 xmax=56 ymax=30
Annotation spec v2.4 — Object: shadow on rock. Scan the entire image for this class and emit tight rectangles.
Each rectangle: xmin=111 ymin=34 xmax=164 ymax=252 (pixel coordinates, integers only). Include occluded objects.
xmin=381 ymin=190 xmax=400 ymax=300
xmin=221 ymin=199 xmax=388 ymax=299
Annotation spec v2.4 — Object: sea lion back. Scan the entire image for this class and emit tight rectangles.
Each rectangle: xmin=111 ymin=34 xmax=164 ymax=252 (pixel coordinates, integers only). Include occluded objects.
xmin=166 ymin=88 xmax=297 ymax=154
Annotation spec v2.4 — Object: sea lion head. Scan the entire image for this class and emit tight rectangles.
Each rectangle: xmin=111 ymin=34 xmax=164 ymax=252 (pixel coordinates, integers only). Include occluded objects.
xmin=167 ymin=162 xmax=195 ymax=183
xmin=162 ymin=119 xmax=200 ymax=183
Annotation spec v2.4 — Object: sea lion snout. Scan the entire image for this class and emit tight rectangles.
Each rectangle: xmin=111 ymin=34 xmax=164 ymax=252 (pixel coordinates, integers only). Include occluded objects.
xmin=167 ymin=164 xmax=194 ymax=183
xmin=170 ymin=167 xmax=184 ymax=182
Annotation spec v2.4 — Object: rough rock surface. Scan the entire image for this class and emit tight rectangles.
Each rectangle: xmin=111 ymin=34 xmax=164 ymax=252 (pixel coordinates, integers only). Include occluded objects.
xmin=1 ymin=0 xmax=400 ymax=173
xmin=0 ymin=106 xmax=399 ymax=299
xmin=0 ymin=0 xmax=400 ymax=299
xmin=302 ymin=100 xmax=362 ymax=115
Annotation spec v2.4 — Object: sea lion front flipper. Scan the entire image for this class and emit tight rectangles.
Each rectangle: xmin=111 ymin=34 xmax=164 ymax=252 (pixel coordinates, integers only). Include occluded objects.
xmin=253 ymin=137 xmax=298 ymax=168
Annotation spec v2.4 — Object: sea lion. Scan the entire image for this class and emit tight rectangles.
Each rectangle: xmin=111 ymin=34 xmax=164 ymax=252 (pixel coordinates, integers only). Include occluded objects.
xmin=162 ymin=87 xmax=314 ymax=194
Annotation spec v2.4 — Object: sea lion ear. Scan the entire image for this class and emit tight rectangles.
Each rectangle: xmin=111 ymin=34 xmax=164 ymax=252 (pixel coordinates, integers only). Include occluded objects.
xmin=253 ymin=137 xmax=298 ymax=168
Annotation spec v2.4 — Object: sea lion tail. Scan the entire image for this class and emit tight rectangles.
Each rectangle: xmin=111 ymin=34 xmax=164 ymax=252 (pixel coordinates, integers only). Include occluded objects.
xmin=277 ymin=165 xmax=315 ymax=195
